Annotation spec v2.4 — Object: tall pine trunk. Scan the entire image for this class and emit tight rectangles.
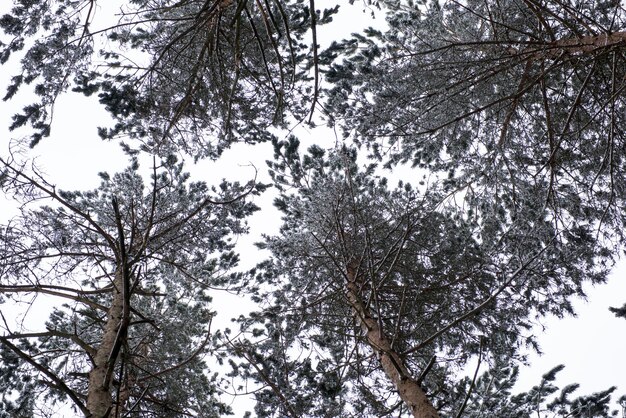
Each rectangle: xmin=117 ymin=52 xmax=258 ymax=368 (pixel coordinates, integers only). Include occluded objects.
xmin=345 ymin=263 xmax=440 ymax=418
xmin=86 ymin=268 xmax=126 ymax=417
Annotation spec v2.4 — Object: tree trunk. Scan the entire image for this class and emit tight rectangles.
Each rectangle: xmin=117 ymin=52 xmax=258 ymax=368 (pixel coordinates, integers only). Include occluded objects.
xmin=345 ymin=264 xmax=440 ymax=418
xmin=553 ymin=31 xmax=626 ymax=54
xmin=86 ymin=269 xmax=125 ymax=417
xmin=516 ymin=31 xmax=626 ymax=59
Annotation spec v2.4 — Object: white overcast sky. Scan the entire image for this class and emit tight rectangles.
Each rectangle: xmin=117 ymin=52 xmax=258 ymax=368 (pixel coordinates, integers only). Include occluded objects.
xmin=0 ymin=1 xmax=625 ymax=415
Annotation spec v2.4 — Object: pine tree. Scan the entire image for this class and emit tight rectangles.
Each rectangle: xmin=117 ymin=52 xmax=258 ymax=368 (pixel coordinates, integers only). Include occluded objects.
xmin=0 ymin=0 xmax=338 ymax=156
xmin=0 ymin=154 xmax=262 ymax=417
xmin=229 ymin=139 xmax=621 ymax=417
xmin=326 ymin=0 xmax=626 ymax=241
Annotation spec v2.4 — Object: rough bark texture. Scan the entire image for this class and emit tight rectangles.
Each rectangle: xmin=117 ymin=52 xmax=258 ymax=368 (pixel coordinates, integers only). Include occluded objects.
xmin=517 ymin=31 xmax=626 ymax=59
xmin=555 ymin=31 xmax=626 ymax=54
xmin=86 ymin=270 xmax=125 ymax=418
xmin=345 ymin=264 xmax=440 ymax=418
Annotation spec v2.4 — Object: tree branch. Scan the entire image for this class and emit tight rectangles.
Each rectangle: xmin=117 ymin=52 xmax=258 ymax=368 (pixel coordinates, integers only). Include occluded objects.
xmin=0 ymin=336 xmax=89 ymax=415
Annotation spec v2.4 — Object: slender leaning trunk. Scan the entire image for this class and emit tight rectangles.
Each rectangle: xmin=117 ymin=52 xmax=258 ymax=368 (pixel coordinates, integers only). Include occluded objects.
xmin=86 ymin=269 xmax=125 ymax=417
xmin=346 ymin=264 xmax=440 ymax=418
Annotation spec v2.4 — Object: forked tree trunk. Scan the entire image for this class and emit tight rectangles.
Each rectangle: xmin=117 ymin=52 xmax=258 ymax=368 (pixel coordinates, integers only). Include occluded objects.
xmin=86 ymin=269 xmax=126 ymax=417
xmin=345 ymin=264 xmax=440 ymax=418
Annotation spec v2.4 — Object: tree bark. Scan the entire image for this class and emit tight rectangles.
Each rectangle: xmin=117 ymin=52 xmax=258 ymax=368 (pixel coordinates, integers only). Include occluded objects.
xmin=345 ymin=263 xmax=440 ymax=418
xmin=553 ymin=31 xmax=626 ymax=54
xmin=516 ymin=31 xmax=626 ymax=59
xmin=86 ymin=269 xmax=126 ymax=418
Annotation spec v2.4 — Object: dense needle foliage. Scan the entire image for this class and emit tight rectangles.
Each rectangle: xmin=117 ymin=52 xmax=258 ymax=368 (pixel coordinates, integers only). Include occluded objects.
xmin=0 ymin=156 xmax=262 ymax=416
xmin=229 ymin=139 xmax=619 ymax=417
xmin=1 ymin=0 xmax=626 ymax=417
